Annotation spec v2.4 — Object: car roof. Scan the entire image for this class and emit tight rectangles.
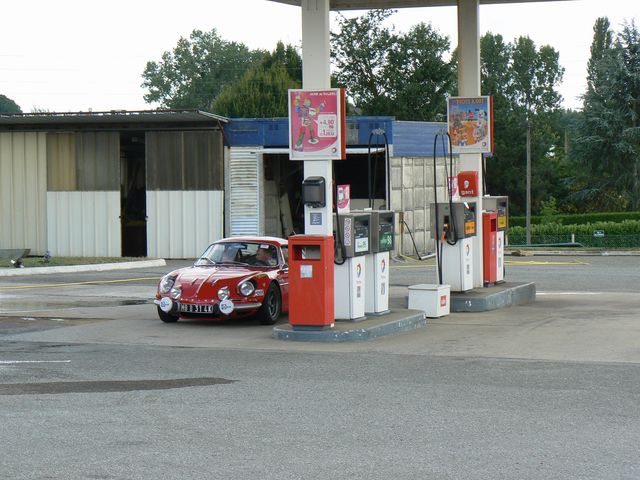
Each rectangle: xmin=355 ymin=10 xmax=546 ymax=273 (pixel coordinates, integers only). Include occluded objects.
xmin=216 ymin=236 xmax=288 ymax=247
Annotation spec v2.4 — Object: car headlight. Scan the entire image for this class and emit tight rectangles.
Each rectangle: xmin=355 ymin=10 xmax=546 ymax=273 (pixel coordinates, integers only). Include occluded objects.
xmin=159 ymin=275 xmax=176 ymax=294
xmin=238 ymin=281 xmax=255 ymax=297
xmin=217 ymin=286 xmax=230 ymax=300
xmin=169 ymin=286 xmax=182 ymax=300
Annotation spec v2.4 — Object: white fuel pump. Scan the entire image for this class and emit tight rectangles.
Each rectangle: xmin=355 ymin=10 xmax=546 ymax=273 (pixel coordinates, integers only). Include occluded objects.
xmin=429 ymin=132 xmax=478 ymax=293
xmin=333 ymin=212 xmax=370 ymax=320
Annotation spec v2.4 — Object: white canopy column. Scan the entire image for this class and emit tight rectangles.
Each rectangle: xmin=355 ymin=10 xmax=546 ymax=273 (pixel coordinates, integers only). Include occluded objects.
xmin=457 ymin=0 xmax=484 ymax=288
xmin=301 ymin=0 xmax=333 ymax=236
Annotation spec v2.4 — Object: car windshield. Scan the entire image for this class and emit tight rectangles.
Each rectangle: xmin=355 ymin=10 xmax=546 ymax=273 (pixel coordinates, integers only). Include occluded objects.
xmin=195 ymin=242 xmax=278 ymax=267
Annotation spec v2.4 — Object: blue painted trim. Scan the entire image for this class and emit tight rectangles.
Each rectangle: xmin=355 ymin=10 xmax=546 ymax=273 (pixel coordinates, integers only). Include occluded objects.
xmin=224 ymin=116 xmax=450 ymax=158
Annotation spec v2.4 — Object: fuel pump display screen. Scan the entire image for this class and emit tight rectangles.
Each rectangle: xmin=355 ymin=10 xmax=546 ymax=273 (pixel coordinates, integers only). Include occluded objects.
xmin=378 ymin=223 xmax=394 ymax=251
xmin=497 ymin=207 xmax=507 ymax=230
xmin=354 ymin=225 xmax=369 ymax=253
xmin=464 ymin=208 xmax=476 ymax=237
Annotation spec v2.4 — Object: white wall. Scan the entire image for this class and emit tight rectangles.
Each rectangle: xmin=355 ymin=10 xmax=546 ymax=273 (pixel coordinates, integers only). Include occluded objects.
xmin=0 ymin=132 xmax=47 ymax=255
xmin=46 ymin=191 xmax=120 ymax=257
xmin=146 ymin=190 xmax=224 ymax=259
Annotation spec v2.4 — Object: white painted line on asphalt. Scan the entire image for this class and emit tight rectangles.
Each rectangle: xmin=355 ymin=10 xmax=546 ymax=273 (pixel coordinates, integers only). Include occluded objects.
xmin=0 ymin=360 xmax=72 ymax=364
xmin=537 ymin=292 xmax=602 ymax=295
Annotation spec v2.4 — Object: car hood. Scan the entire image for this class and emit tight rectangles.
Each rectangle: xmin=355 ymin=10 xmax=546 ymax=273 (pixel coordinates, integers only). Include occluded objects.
xmin=173 ymin=265 xmax=265 ymax=298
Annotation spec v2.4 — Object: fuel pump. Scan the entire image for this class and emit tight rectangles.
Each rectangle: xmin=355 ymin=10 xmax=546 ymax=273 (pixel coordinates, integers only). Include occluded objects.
xmin=482 ymin=195 xmax=508 ymax=283
xmin=352 ymin=209 xmax=395 ymax=315
xmin=430 ymin=132 xmax=478 ymax=292
xmin=430 ymin=201 xmax=477 ymax=291
xmin=333 ymin=212 xmax=370 ymax=320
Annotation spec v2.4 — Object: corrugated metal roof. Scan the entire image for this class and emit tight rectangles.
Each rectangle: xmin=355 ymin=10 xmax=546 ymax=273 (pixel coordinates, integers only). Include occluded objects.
xmin=0 ymin=110 xmax=228 ymax=131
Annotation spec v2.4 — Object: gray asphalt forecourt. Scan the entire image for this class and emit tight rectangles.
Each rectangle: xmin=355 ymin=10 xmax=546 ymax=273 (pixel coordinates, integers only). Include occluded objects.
xmin=1 ymin=254 xmax=639 ymax=479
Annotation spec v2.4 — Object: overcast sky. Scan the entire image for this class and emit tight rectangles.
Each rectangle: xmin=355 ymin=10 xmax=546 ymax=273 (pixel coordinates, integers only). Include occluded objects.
xmin=1 ymin=0 xmax=636 ymax=113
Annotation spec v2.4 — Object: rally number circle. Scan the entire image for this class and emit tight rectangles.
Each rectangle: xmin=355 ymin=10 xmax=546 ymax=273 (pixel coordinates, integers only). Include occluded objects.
xmin=159 ymin=297 xmax=173 ymax=313
xmin=219 ymin=299 xmax=235 ymax=315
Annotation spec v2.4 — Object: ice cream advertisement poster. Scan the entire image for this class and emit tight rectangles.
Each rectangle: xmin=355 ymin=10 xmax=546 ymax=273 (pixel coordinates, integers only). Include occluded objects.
xmin=288 ymin=88 xmax=346 ymax=160
xmin=447 ymin=96 xmax=494 ymax=154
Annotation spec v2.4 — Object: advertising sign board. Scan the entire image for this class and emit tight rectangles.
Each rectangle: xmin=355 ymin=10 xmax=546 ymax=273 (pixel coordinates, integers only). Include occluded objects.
xmin=288 ymin=88 xmax=346 ymax=160
xmin=447 ymin=96 xmax=494 ymax=154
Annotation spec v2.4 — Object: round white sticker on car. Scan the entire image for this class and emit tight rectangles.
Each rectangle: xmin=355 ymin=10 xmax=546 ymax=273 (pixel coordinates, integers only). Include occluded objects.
xmin=159 ymin=297 xmax=173 ymax=313
xmin=219 ymin=299 xmax=234 ymax=315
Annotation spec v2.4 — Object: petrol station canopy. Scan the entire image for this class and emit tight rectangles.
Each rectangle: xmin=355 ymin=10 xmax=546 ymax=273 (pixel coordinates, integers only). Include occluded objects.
xmin=269 ymin=0 xmax=567 ymax=9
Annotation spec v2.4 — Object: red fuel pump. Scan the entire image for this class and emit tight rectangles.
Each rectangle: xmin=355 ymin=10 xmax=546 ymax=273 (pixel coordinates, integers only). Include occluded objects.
xmin=482 ymin=211 xmax=497 ymax=285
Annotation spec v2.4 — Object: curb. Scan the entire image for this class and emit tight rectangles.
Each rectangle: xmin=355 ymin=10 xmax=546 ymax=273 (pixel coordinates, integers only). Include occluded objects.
xmin=272 ymin=309 xmax=426 ymax=342
xmin=0 ymin=259 xmax=167 ymax=277
xmin=506 ymin=249 xmax=640 ymax=256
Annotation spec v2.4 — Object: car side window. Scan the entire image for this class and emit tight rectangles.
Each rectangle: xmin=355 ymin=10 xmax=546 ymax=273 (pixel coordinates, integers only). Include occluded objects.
xmin=281 ymin=246 xmax=288 ymax=264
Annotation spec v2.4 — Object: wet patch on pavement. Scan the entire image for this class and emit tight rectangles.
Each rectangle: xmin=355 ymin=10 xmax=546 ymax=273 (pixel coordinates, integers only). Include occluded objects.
xmin=0 ymin=316 xmax=109 ymax=335
xmin=0 ymin=377 xmax=236 ymax=395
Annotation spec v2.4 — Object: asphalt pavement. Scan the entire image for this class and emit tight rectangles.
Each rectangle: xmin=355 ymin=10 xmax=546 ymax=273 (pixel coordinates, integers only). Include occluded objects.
xmin=1 ymin=254 xmax=640 ymax=479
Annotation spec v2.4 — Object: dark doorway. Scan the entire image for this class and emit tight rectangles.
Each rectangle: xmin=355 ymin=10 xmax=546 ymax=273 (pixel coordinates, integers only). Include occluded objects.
xmin=120 ymin=132 xmax=147 ymax=257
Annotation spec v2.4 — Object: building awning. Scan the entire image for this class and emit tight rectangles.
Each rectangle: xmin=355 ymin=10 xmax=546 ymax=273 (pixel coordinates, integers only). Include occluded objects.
xmin=0 ymin=110 xmax=228 ymax=132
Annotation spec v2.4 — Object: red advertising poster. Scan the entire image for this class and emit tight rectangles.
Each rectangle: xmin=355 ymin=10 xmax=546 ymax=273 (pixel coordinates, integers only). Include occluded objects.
xmin=447 ymin=96 xmax=494 ymax=154
xmin=337 ymin=184 xmax=350 ymax=213
xmin=288 ymin=88 xmax=346 ymax=160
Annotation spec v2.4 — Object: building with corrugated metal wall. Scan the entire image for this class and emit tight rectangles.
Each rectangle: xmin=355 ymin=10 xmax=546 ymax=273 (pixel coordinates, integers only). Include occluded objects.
xmin=1 ymin=111 xmax=455 ymax=259
xmin=0 ymin=110 xmax=226 ymax=259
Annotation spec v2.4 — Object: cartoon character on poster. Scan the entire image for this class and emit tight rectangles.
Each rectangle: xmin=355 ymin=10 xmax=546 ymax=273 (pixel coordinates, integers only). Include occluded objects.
xmin=293 ymin=94 xmax=325 ymax=151
xmin=473 ymin=109 xmax=488 ymax=143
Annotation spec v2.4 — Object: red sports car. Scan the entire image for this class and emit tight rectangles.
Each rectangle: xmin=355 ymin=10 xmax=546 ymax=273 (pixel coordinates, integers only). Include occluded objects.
xmin=154 ymin=237 xmax=289 ymax=325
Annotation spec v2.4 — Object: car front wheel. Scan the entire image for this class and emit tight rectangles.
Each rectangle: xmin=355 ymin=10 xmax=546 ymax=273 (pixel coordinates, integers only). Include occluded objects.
xmin=257 ymin=283 xmax=281 ymax=325
xmin=157 ymin=306 xmax=178 ymax=323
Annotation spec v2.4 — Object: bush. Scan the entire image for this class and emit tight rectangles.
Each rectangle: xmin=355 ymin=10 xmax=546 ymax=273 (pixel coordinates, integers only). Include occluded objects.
xmin=508 ymin=220 xmax=640 ymax=236
xmin=509 ymin=211 xmax=640 ymax=228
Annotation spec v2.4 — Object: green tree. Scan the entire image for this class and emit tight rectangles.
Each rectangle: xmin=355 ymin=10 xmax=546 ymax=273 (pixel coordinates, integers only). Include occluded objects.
xmin=480 ymin=34 xmax=565 ymax=219
xmin=0 ymin=94 xmax=21 ymax=113
xmin=260 ymin=41 xmax=302 ymax=83
xmin=331 ymin=9 xmax=455 ymax=120
xmin=213 ymin=63 xmax=299 ymax=118
xmin=141 ymin=29 xmax=264 ymax=110
xmin=572 ymin=19 xmax=640 ymax=210
xmin=213 ymin=42 xmax=302 ymax=118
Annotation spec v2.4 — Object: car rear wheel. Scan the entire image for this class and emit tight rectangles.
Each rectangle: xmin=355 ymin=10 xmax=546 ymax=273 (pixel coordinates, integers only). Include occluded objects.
xmin=257 ymin=283 xmax=281 ymax=325
xmin=157 ymin=306 xmax=178 ymax=323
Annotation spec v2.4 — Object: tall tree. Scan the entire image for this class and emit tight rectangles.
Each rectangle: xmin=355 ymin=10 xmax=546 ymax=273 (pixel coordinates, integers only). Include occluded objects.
xmin=586 ymin=17 xmax=614 ymax=96
xmin=213 ymin=43 xmax=302 ymax=118
xmin=573 ymin=20 xmax=640 ymax=210
xmin=141 ymin=29 xmax=264 ymax=110
xmin=480 ymin=34 xmax=564 ymax=219
xmin=0 ymin=94 xmax=21 ymax=113
xmin=331 ymin=9 xmax=455 ymax=120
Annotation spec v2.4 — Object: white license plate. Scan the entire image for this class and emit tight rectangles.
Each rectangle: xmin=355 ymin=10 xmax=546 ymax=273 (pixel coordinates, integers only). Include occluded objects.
xmin=179 ymin=303 xmax=215 ymax=314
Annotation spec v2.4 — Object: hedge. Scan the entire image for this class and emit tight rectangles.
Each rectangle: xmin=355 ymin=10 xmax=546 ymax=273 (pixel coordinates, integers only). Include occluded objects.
xmin=507 ymin=220 xmax=640 ymax=236
xmin=509 ymin=212 xmax=640 ymax=228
